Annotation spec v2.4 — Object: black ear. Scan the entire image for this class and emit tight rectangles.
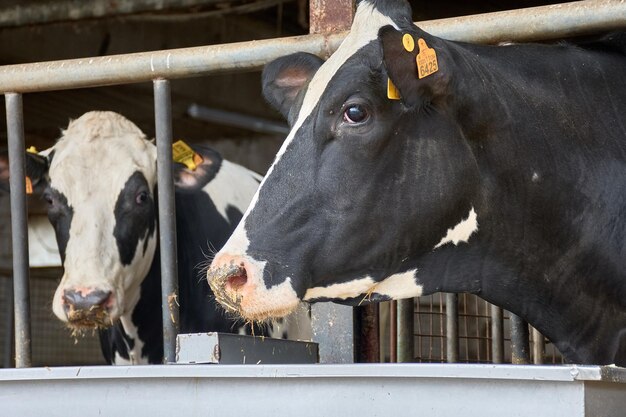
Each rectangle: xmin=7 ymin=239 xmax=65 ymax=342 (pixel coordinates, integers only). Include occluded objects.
xmin=172 ymin=145 xmax=223 ymax=192
xmin=0 ymin=149 xmax=50 ymax=193
xmin=262 ymin=52 xmax=324 ymax=123
xmin=379 ymin=25 xmax=450 ymax=108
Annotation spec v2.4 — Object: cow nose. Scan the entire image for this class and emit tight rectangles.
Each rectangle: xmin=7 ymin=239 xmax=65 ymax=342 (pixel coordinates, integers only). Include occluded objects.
xmin=207 ymin=256 xmax=251 ymax=312
xmin=63 ymin=288 xmax=112 ymax=313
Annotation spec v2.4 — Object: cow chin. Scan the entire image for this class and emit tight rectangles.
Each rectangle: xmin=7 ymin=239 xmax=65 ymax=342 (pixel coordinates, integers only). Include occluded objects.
xmin=208 ymin=255 xmax=300 ymax=322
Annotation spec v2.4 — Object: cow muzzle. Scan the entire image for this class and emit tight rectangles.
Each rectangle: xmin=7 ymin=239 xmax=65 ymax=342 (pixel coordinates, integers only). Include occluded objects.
xmin=62 ymin=288 xmax=115 ymax=329
xmin=207 ymin=253 xmax=300 ymax=322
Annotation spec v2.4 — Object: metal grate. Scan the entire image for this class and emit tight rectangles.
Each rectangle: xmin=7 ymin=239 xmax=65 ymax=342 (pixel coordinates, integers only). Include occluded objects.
xmin=412 ymin=293 xmax=563 ymax=364
xmin=0 ymin=274 xmax=105 ymax=367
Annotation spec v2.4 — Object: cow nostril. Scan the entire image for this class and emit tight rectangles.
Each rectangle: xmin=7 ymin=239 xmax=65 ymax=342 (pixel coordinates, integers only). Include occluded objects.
xmin=226 ymin=266 xmax=248 ymax=291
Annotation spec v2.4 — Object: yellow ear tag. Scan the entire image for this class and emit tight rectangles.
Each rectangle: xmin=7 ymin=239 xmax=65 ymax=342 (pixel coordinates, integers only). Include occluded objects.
xmin=26 ymin=146 xmax=38 ymax=154
xmin=172 ymin=140 xmax=203 ymax=171
xmin=402 ymin=34 xmax=415 ymax=52
xmin=387 ymin=78 xmax=401 ymax=100
xmin=416 ymin=38 xmax=439 ymax=79
xmin=25 ymin=176 xmax=33 ymax=194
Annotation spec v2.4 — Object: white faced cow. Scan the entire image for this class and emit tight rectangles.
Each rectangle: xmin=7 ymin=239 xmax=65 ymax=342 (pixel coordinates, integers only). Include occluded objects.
xmin=208 ymin=0 xmax=626 ymax=365
xmin=9 ymin=111 xmax=306 ymax=364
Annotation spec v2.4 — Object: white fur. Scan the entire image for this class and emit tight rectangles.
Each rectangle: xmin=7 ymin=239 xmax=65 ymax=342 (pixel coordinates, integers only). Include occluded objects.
xmin=304 ymin=277 xmax=376 ymax=301
xmin=304 ymin=269 xmax=422 ymax=302
xmin=212 ymin=2 xmax=398 ymax=313
xmin=434 ymin=207 xmax=478 ymax=249
xmin=372 ymin=269 xmax=422 ymax=299
xmin=202 ymin=160 xmax=261 ymax=222
xmin=50 ymin=111 xmax=158 ymax=323
xmin=115 ymin=315 xmax=148 ymax=365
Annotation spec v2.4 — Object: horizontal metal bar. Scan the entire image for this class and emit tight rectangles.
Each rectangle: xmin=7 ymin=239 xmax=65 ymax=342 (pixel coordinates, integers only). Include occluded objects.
xmin=1 ymin=365 xmax=625 ymax=417
xmin=187 ymin=104 xmax=289 ymax=135
xmin=0 ymin=0 xmax=235 ymax=29
xmin=1 ymin=0 xmax=624 ymax=93
xmin=1 ymin=364 xmax=623 ymax=383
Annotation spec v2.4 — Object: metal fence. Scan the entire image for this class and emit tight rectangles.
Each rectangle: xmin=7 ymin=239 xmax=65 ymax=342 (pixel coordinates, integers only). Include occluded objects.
xmin=2 ymin=0 xmax=626 ymax=367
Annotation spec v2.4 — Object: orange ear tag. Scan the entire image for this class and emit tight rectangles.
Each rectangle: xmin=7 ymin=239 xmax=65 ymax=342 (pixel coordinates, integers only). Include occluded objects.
xmin=387 ymin=78 xmax=401 ymax=100
xmin=25 ymin=176 xmax=33 ymax=195
xmin=416 ymin=38 xmax=439 ymax=79
xmin=172 ymin=140 xmax=203 ymax=171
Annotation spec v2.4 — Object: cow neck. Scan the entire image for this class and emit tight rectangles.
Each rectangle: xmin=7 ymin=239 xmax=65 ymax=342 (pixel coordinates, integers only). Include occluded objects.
xmin=426 ymin=41 xmax=626 ymax=365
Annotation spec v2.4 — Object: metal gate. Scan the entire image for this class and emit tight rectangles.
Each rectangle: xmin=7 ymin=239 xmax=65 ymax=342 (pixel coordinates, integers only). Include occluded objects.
xmin=2 ymin=0 xmax=625 ymax=368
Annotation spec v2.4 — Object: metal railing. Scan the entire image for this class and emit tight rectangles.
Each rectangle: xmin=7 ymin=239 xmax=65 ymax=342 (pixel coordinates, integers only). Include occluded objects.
xmin=3 ymin=0 xmax=625 ymax=367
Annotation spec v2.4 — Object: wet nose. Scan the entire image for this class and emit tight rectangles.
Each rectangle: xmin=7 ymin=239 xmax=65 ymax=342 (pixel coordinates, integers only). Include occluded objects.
xmin=207 ymin=255 xmax=250 ymax=311
xmin=63 ymin=288 xmax=112 ymax=313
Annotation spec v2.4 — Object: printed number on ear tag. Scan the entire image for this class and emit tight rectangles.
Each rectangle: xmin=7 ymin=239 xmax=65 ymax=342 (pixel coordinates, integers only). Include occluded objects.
xmin=172 ymin=140 xmax=203 ymax=171
xmin=416 ymin=38 xmax=438 ymax=79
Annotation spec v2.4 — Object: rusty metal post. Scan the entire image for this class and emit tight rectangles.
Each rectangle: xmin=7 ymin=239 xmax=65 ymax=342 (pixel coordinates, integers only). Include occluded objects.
xmin=389 ymin=300 xmax=397 ymax=362
xmin=397 ymin=298 xmax=414 ymax=363
xmin=309 ymin=0 xmax=354 ymax=34
xmin=153 ymin=79 xmax=180 ymax=364
xmin=490 ymin=304 xmax=504 ymax=364
xmin=510 ymin=313 xmax=531 ymax=364
xmin=445 ymin=293 xmax=459 ymax=363
xmin=532 ymin=327 xmax=545 ymax=365
xmin=355 ymin=304 xmax=379 ymax=363
xmin=5 ymin=93 xmax=32 ymax=368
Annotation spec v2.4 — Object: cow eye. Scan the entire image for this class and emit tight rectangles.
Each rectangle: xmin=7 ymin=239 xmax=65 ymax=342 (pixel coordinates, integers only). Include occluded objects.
xmin=343 ymin=104 xmax=369 ymax=124
xmin=135 ymin=191 xmax=149 ymax=205
xmin=42 ymin=192 xmax=53 ymax=206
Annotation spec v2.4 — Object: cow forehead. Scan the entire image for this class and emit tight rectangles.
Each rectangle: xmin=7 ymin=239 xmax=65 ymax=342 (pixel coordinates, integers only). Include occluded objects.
xmin=295 ymin=2 xmax=395 ymax=130
xmin=49 ymin=112 xmax=157 ymax=202
xmin=231 ymin=2 xmax=397 ymax=252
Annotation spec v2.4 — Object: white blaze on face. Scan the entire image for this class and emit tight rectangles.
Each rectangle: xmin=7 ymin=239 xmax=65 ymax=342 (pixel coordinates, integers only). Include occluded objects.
xmin=434 ymin=207 xmax=478 ymax=249
xmin=50 ymin=111 xmax=158 ymax=322
xmin=304 ymin=269 xmax=422 ymax=301
xmin=213 ymin=2 xmax=399 ymax=309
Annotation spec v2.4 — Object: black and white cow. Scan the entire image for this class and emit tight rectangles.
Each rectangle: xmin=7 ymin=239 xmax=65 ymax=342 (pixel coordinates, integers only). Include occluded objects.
xmin=8 ymin=111 xmax=306 ymax=365
xmin=207 ymin=0 xmax=626 ymax=365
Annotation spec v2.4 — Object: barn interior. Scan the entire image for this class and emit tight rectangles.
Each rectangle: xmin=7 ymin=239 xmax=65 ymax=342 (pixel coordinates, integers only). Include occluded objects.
xmin=0 ymin=0 xmax=567 ymax=366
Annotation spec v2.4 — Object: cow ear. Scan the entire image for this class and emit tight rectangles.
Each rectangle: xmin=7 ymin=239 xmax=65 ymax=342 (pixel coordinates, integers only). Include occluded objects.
xmin=172 ymin=145 xmax=223 ymax=192
xmin=0 ymin=149 xmax=50 ymax=193
xmin=262 ymin=52 xmax=324 ymax=122
xmin=379 ymin=25 xmax=450 ymax=108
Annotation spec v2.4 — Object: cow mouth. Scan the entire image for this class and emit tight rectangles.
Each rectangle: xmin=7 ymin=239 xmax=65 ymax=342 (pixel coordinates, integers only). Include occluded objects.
xmin=65 ymin=305 xmax=114 ymax=330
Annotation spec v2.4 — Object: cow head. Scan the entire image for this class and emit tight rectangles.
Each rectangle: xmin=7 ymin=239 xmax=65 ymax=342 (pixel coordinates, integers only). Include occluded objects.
xmin=3 ymin=111 xmax=219 ymax=330
xmin=207 ymin=0 xmax=480 ymax=321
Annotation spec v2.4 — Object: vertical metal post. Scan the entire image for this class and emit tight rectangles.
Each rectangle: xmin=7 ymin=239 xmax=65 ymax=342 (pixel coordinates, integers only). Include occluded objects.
xmin=307 ymin=0 xmax=357 ymax=365
xmin=3 ymin=276 xmax=14 ymax=368
xmin=445 ymin=293 xmax=458 ymax=363
xmin=389 ymin=300 xmax=397 ymax=362
xmin=309 ymin=0 xmax=354 ymax=34
xmin=510 ymin=313 xmax=530 ymax=364
xmin=532 ymin=327 xmax=545 ymax=365
xmin=5 ymin=93 xmax=32 ymax=368
xmin=397 ymin=298 xmax=414 ymax=362
xmin=490 ymin=304 xmax=504 ymax=364
xmin=153 ymin=79 xmax=179 ymax=364
xmin=311 ymin=303 xmax=354 ymax=363
xmin=355 ymin=304 xmax=379 ymax=363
